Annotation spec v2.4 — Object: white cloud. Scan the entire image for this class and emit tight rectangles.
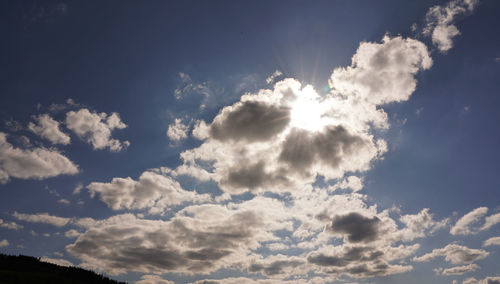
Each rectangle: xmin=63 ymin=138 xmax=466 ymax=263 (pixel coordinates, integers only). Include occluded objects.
xmin=136 ymin=275 xmax=175 ymax=284
xmin=12 ymin=212 xmax=94 ymax=230
xmin=166 ymin=118 xmax=190 ymax=143
xmin=13 ymin=212 xmax=71 ymax=227
xmin=440 ymin=263 xmax=479 ymax=275
xmin=64 ymin=229 xmax=80 ymax=238
xmin=463 ymin=276 xmax=500 ymax=284
xmin=423 ymin=0 xmax=479 ymax=52
xmin=413 ymin=244 xmax=489 ymax=264
xmin=65 ymin=108 xmax=130 ymax=152
xmin=450 ymin=207 xmax=488 ymax=235
xmin=483 ymin=236 xmax=500 ymax=247
xmin=0 ymin=218 xmax=23 ymax=230
xmin=266 ymin=70 xmax=283 ymax=84
xmin=28 ymin=114 xmax=70 ymax=145
xmin=0 ymin=132 xmax=79 ymax=183
xmin=480 ymin=212 xmax=500 ymax=231
xmin=0 ymin=239 xmax=9 ymax=247
xmin=329 ymin=35 xmax=432 ymax=106
xmin=40 ymin=257 xmax=73 ymax=267
xmin=58 ymin=198 xmax=70 ymax=205
xmin=87 ymin=171 xmax=211 ymax=214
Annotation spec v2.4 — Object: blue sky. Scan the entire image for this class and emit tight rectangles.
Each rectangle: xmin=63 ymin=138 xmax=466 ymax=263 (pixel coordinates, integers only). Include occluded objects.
xmin=1 ymin=0 xmax=500 ymax=283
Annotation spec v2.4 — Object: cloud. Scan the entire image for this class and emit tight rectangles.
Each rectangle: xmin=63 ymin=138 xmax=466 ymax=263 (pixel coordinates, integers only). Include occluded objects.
xmin=413 ymin=244 xmax=489 ymax=264
xmin=66 ymin=201 xmax=290 ymax=275
xmin=174 ymin=72 xmax=211 ymax=109
xmin=328 ymin=176 xmax=364 ymax=192
xmin=438 ymin=264 xmax=479 ymax=275
xmin=12 ymin=212 xmax=94 ymax=229
xmin=0 ymin=218 xmax=23 ymax=230
xmin=0 ymin=239 xmax=9 ymax=247
xmin=480 ymin=212 xmax=500 ymax=231
xmin=483 ymin=236 xmax=500 ymax=247
xmin=423 ymin=0 xmax=479 ymax=52
xmin=248 ymin=255 xmax=305 ymax=277
xmin=13 ymin=212 xmax=71 ymax=227
xmin=463 ymin=276 xmax=500 ymax=284
xmin=176 ymin=35 xmax=430 ymax=196
xmin=64 ymin=229 xmax=80 ymax=238
xmin=28 ymin=114 xmax=71 ymax=145
xmin=307 ymin=245 xmax=415 ymax=278
xmin=0 ymin=132 xmax=78 ymax=183
xmin=396 ymin=208 xmax=449 ymax=241
xmin=450 ymin=207 xmax=488 ymax=235
xmin=266 ymin=70 xmax=283 ymax=84
xmin=167 ymin=118 xmax=190 ymax=143
xmin=87 ymin=171 xmax=211 ymax=214
xmin=209 ymin=101 xmax=290 ymax=143
xmin=65 ymin=108 xmax=130 ymax=152
xmin=40 ymin=257 xmax=73 ymax=267
xmin=136 ymin=275 xmax=175 ymax=284
xmin=329 ymin=35 xmax=432 ymax=105
xmin=328 ymin=212 xmax=381 ymax=243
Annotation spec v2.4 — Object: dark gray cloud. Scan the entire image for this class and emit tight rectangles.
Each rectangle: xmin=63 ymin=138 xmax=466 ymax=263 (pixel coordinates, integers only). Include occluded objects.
xmin=328 ymin=212 xmax=381 ymax=243
xmin=279 ymin=126 xmax=367 ymax=173
xmin=66 ymin=210 xmax=269 ymax=275
xmin=248 ymin=259 xmax=304 ymax=276
xmin=220 ymin=161 xmax=290 ymax=192
xmin=307 ymin=246 xmax=410 ymax=278
xmin=210 ymin=101 xmax=290 ymax=143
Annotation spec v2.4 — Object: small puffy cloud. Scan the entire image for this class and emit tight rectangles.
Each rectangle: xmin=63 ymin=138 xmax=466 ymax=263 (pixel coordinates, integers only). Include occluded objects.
xmin=423 ymin=0 xmax=479 ymax=52
xmin=328 ymin=212 xmax=381 ymax=243
xmin=413 ymin=244 xmax=489 ymax=264
xmin=64 ymin=229 xmax=80 ymax=238
xmin=65 ymin=109 xmax=129 ymax=152
xmin=0 ymin=239 xmax=9 ymax=247
xmin=483 ymin=236 xmax=500 ymax=247
xmin=136 ymin=275 xmax=175 ymax=284
xmin=397 ymin=208 xmax=449 ymax=241
xmin=40 ymin=257 xmax=73 ymax=267
xmin=28 ymin=114 xmax=71 ymax=145
xmin=58 ymin=198 xmax=70 ymax=205
xmin=266 ymin=70 xmax=283 ymax=84
xmin=0 ymin=132 xmax=78 ymax=183
xmin=87 ymin=171 xmax=211 ymax=214
xmin=450 ymin=207 xmax=488 ymax=235
xmin=329 ymin=35 xmax=432 ymax=105
xmin=0 ymin=218 xmax=23 ymax=230
xmin=439 ymin=264 xmax=480 ymax=275
xmin=167 ymin=118 xmax=190 ymax=143
xmin=13 ymin=212 xmax=71 ymax=227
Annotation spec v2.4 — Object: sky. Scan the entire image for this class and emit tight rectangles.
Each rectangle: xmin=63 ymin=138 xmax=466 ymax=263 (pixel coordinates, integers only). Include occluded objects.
xmin=0 ymin=0 xmax=500 ymax=283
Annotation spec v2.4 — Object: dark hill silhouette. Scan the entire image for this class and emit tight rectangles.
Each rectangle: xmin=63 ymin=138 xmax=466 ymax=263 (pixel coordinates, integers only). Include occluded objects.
xmin=0 ymin=253 xmax=127 ymax=284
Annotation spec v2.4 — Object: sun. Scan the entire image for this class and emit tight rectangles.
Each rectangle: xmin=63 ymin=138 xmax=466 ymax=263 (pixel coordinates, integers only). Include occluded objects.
xmin=289 ymin=86 xmax=328 ymax=132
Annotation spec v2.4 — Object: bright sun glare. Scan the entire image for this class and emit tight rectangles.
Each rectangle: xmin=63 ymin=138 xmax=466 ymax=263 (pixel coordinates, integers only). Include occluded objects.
xmin=289 ymin=86 xmax=328 ymax=132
